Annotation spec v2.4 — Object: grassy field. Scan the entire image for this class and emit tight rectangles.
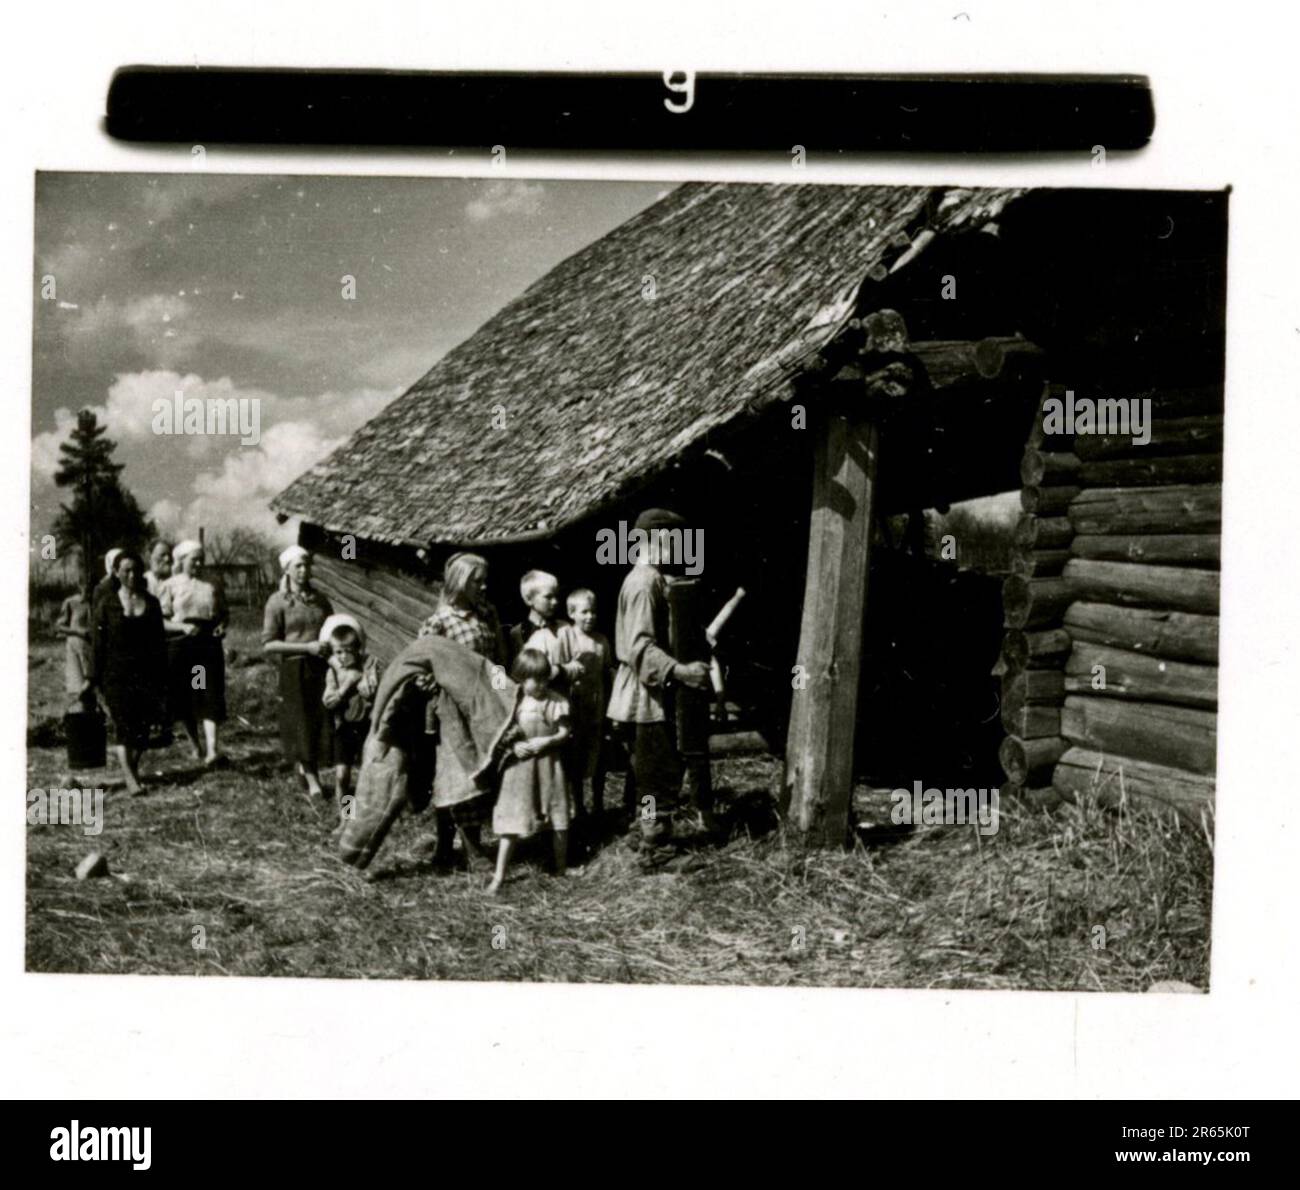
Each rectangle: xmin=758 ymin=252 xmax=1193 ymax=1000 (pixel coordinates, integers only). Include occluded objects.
xmin=25 ymin=608 xmax=1213 ymax=989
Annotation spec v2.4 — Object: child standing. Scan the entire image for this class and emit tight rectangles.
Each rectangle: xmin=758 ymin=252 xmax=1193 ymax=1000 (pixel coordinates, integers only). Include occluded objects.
xmin=487 ymin=648 xmax=573 ymax=895
xmin=320 ymin=615 xmax=381 ymax=801
xmin=509 ymin=570 xmax=567 ymax=665
xmin=556 ymin=589 xmax=614 ymax=818
xmin=56 ymin=582 xmax=95 ymax=712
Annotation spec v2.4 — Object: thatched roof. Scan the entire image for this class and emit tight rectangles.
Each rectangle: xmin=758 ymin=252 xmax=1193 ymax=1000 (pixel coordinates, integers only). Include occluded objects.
xmin=273 ymin=181 xmax=1022 ymax=546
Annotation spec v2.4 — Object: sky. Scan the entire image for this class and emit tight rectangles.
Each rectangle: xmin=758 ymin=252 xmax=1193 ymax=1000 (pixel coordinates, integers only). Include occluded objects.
xmin=31 ymin=172 xmax=668 ymax=546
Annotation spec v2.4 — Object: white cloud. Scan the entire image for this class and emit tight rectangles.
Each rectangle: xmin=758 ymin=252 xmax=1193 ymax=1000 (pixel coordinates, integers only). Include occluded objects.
xmin=30 ymin=407 xmax=84 ymax=482
xmin=32 ymin=370 xmax=397 ymax=544
xmin=464 ymin=179 xmax=546 ymax=223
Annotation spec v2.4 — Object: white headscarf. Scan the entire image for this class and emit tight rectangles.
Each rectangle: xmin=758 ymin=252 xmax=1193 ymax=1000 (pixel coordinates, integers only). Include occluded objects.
xmin=172 ymin=539 xmax=202 ymax=567
xmin=319 ymin=612 xmax=365 ymax=649
xmin=104 ymin=547 xmax=123 ymax=576
xmin=279 ymin=544 xmax=310 ymax=572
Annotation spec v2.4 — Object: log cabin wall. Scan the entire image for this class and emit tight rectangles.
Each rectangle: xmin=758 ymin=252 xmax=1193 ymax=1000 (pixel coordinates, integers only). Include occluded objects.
xmin=999 ymin=384 xmax=1222 ymax=820
xmin=998 ymin=383 xmax=1077 ymax=807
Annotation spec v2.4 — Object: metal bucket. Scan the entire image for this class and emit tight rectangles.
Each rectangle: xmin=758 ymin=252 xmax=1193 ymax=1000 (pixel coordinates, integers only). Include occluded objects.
xmin=64 ymin=708 xmax=106 ymax=770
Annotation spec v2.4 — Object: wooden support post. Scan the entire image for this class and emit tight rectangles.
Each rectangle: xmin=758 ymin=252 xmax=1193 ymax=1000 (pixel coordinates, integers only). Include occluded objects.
xmin=783 ymin=410 xmax=879 ymax=845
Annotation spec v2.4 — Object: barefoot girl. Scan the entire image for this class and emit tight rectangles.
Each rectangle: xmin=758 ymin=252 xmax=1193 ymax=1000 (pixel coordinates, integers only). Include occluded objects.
xmin=487 ymin=648 xmax=573 ymax=895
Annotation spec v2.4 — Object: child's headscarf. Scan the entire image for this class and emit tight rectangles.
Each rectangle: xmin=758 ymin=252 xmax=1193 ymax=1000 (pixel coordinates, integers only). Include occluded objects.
xmin=319 ymin=612 xmax=365 ymax=650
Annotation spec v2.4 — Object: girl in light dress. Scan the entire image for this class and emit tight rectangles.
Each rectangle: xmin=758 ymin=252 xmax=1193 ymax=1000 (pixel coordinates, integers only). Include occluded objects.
xmin=487 ymin=648 xmax=574 ymax=895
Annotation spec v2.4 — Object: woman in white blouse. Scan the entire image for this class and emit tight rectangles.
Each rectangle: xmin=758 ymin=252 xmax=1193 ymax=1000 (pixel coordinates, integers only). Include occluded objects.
xmin=159 ymin=539 xmax=228 ymax=767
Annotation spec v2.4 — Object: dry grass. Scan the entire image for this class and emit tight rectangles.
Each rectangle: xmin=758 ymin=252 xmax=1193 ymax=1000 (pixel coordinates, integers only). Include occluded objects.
xmin=25 ymin=611 xmax=1212 ymax=990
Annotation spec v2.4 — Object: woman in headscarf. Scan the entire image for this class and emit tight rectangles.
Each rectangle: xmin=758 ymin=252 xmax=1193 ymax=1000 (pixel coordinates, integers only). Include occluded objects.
xmin=160 ymin=539 xmax=228 ymax=766
xmin=90 ymin=547 xmax=123 ymax=618
xmin=416 ymin=551 xmax=508 ymax=869
xmin=262 ymin=545 xmax=334 ymax=797
xmin=145 ymin=539 xmax=173 ymax=598
xmin=92 ymin=549 xmax=168 ymax=794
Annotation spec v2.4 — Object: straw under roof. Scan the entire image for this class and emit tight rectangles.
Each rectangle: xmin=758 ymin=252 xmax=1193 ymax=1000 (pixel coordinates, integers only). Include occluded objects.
xmin=273 ymin=181 xmax=1022 ymax=546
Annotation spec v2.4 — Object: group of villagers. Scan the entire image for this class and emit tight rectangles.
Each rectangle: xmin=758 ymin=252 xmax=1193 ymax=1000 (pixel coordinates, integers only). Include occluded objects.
xmin=58 ymin=508 xmax=712 ymax=892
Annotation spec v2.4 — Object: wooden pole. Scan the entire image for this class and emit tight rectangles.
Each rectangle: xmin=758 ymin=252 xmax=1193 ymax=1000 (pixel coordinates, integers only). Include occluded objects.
xmin=783 ymin=410 xmax=879 ymax=846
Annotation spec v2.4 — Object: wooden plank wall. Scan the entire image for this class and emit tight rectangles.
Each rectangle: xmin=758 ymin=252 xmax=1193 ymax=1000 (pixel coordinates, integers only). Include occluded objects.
xmin=311 ymin=553 xmax=437 ymax=663
xmin=999 ymin=384 xmax=1222 ymax=821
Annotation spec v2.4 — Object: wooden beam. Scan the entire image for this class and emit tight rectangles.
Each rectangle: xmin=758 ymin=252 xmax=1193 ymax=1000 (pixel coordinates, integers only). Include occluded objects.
xmin=1013 ymin=515 xmax=1073 ymax=549
xmin=1067 ymin=484 xmax=1221 ymax=535
xmin=1063 ymin=601 xmax=1218 ymax=665
xmin=1064 ymin=641 xmax=1218 ymax=710
xmin=1061 ymin=695 xmax=1217 ymax=775
xmin=1002 ymin=627 xmax=1071 ymax=671
xmin=1020 ymin=448 xmax=1081 ymax=487
xmin=1072 ymin=414 xmax=1223 ymax=461
xmin=1003 ymin=575 xmax=1073 ymax=629
xmin=1079 ymin=453 xmax=1222 ymax=489
xmin=783 ymin=409 xmax=880 ymax=845
xmin=1020 ymin=485 xmax=1080 ymax=515
xmin=1062 ymin=558 xmax=1219 ymax=614
xmin=1052 ymin=746 xmax=1215 ymax=823
xmin=1070 ymin=533 xmax=1220 ymax=567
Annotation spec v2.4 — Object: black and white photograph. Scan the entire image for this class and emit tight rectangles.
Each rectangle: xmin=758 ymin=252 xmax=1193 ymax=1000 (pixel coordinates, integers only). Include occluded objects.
xmin=27 ymin=172 xmax=1226 ymax=990
xmin=3 ymin=0 xmax=1299 ymax=1124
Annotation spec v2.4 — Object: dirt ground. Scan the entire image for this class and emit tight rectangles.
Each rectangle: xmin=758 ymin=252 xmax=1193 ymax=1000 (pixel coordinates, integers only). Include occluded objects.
xmin=25 ymin=607 xmax=1212 ymax=989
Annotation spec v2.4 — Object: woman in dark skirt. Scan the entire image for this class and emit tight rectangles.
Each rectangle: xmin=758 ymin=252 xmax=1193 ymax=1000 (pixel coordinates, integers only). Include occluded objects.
xmin=92 ymin=550 xmax=168 ymax=794
xmin=160 ymin=540 xmax=229 ymax=767
xmin=262 ymin=545 xmax=334 ymax=797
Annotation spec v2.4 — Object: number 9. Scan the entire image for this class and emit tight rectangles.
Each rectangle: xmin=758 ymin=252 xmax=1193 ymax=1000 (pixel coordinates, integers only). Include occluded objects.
xmin=663 ymin=70 xmax=695 ymax=114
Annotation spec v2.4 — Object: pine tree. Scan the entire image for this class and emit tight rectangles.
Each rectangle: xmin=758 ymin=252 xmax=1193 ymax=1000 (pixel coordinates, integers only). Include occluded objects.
xmin=52 ymin=409 xmax=156 ymax=567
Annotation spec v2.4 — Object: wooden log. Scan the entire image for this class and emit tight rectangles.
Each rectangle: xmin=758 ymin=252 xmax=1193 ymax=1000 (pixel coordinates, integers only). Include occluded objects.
xmin=999 ymin=735 xmax=1068 ymax=784
xmin=1010 ymin=548 xmax=1070 ymax=577
xmin=1003 ymin=576 xmax=1073 ymax=629
xmin=1020 ymin=485 xmax=1080 ymax=515
xmin=1068 ymin=484 xmax=1221 ymax=535
xmin=1013 ymin=515 xmax=1073 ymax=549
xmin=1001 ymin=704 xmax=1062 ymax=738
xmin=784 ymin=411 xmax=879 ymax=845
xmin=1063 ymin=601 xmax=1218 ymax=665
xmin=1079 ymin=453 xmax=1222 ymax=489
xmin=1070 ymin=534 xmax=1220 ymax=567
xmin=1002 ymin=669 xmax=1066 ymax=711
xmin=907 ymin=335 xmax=1045 ymax=391
xmin=1060 ymin=695 xmax=1216 ymax=775
xmin=1002 ymin=628 xmax=1071 ymax=671
xmin=1145 ymin=385 xmax=1225 ymax=420
xmin=1064 ymin=641 xmax=1218 ymax=710
xmin=1020 ymin=449 xmax=1081 ymax=487
xmin=1073 ymin=414 xmax=1223 ymax=461
xmin=1062 ymin=559 xmax=1219 ymax=614
xmin=1052 ymin=746 xmax=1215 ymax=822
